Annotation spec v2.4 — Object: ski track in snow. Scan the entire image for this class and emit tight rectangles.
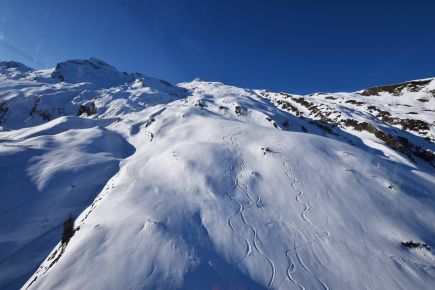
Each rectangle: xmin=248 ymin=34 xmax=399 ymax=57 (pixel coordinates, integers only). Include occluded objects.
xmin=221 ymin=121 xmax=276 ymax=289
xmin=221 ymin=122 xmax=252 ymax=266
xmin=277 ymin=249 xmax=305 ymax=290
xmin=293 ymin=235 xmax=330 ymax=290
xmin=275 ymin=133 xmax=330 ymax=290
xmin=2 ymin=62 xmax=435 ymax=289
xmin=233 ymin=125 xmax=276 ymax=289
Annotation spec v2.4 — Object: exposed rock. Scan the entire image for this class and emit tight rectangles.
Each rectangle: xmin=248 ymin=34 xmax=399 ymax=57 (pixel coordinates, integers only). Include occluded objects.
xmin=78 ymin=102 xmax=97 ymax=116
xmin=30 ymin=97 xmax=52 ymax=121
xmin=401 ymin=241 xmax=431 ymax=251
xmin=235 ymin=105 xmax=243 ymax=116
xmin=0 ymin=101 xmax=8 ymax=123
xmin=360 ymin=79 xmax=432 ymax=96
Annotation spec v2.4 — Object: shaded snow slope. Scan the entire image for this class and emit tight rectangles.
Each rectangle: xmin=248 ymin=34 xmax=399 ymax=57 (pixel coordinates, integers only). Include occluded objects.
xmin=0 ymin=118 xmax=134 ymax=289
xmin=0 ymin=59 xmax=434 ymax=290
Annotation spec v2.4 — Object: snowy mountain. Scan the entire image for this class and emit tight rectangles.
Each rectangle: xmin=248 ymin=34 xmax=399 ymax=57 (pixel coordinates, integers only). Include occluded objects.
xmin=0 ymin=58 xmax=434 ymax=290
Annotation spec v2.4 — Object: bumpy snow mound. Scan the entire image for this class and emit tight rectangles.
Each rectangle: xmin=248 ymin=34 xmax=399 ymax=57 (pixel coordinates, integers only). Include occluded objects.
xmin=0 ymin=58 xmax=434 ymax=290
xmin=51 ymin=57 xmax=133 ymax=87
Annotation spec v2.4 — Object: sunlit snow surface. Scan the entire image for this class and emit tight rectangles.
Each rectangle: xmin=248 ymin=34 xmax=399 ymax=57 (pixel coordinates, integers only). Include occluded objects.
xmin=0 ymin=59 xmax=434 ymax=289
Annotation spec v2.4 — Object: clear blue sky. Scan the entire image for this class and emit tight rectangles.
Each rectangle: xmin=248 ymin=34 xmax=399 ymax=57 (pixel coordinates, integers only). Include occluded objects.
xmin=0 ymin=0 xmax=434 ymax=94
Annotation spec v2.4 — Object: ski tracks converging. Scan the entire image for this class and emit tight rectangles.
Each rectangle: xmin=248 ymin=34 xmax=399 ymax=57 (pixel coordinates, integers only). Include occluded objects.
xmin=275 ymin=133 xmax=330 ymax=290
xmin=220 ymin=121 xmax=276 ymax=289
xmin=221 ymin=123 xmax=252 ymax=264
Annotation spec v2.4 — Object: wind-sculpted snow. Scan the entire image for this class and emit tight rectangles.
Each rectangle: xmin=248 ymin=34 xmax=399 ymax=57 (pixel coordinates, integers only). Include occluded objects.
xmin=0 ymin=59 xmax=434 ymax=289
xmin=0 ymin=120 xmax=135 ymax=289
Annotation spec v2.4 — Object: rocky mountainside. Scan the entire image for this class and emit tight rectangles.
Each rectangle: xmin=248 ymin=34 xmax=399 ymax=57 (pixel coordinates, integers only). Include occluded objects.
xmin=0 ymin=58 xmax=434 ymax=290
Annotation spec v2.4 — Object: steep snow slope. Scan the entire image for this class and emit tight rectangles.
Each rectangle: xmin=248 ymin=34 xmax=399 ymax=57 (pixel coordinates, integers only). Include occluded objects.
xmin=0 ymin=117 xmax=135 ymax=289
xmin=0 ymin=58 xmax=183 ymax=289
xmin=0 ymin=59 xmax=434 ymax=290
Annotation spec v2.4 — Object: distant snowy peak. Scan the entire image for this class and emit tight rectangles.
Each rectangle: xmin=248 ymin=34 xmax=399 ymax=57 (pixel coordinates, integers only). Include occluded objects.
xmin=0 ymin=61 xmax=33 ymax=72
xmin=51 ymin=57 xmax=134 ymax=87
xmin=0 ymin=61 xmax=34 ymax=79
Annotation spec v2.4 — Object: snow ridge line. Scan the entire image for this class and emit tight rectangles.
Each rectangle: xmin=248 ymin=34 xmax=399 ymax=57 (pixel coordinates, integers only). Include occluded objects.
xmin=20 ymin=163 xmax=127 ymax=289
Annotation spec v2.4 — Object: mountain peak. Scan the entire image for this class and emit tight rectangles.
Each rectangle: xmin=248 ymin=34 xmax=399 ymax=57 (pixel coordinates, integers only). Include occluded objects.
xmin=0 ymin=60 xmax=34 ymax=74
xmin=51 ymin=57 xmax=133 ymax=87
xmin=0 ymin=58 xmax=434 ymax=290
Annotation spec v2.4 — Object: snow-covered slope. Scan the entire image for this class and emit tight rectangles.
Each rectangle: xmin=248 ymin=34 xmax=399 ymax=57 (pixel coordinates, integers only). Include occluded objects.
xmin=0 ymin=58 xmax=434 ymax=290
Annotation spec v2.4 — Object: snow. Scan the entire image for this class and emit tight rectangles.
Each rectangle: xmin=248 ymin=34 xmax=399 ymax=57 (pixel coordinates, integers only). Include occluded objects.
xmin=0 ymin=59 xmax=434 ymax=289
xmin=51 ymin=58 xmax=133 ymax=87
xmin=0 ymin=119 xmax=134 ymax=289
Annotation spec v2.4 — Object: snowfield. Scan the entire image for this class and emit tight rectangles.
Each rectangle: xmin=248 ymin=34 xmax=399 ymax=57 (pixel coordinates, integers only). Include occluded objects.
xmin=0 ymin=59 xmax=434 ymax=290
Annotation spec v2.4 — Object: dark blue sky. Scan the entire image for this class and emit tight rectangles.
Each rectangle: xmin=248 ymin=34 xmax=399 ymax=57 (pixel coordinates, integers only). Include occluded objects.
xmin=0 ymin=0 xmax=434 ymax=93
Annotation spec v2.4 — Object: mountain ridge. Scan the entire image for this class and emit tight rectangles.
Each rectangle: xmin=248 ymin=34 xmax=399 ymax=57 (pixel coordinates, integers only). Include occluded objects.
xmin=0 ymin=58 xmax=434 ymax=290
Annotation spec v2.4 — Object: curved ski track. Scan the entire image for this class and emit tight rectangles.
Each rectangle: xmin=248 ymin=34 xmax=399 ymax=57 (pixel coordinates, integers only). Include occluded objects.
xmin=275 ymin=133 xmax=330 ymax=290
xmin=221 ymin=121 xmax=276 ymax=289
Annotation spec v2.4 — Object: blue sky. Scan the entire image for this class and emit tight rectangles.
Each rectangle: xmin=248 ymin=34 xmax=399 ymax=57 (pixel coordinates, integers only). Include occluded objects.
xmin=0 ymin=0 xmax=434 ymax=94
